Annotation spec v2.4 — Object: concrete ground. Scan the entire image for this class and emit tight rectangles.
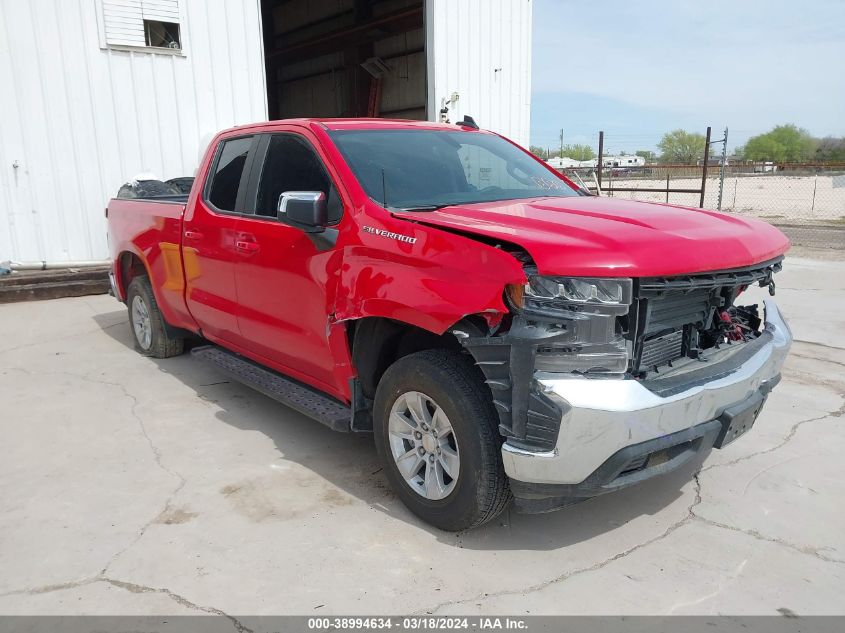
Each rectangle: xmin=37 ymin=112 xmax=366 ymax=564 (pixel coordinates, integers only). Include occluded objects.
xmin=1 ymin=256 xmax=843 ymax=617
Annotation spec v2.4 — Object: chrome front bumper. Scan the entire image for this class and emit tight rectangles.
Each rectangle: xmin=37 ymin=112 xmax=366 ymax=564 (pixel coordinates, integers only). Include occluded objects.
xmin=502 ymin=299 xmax=792 ymax=487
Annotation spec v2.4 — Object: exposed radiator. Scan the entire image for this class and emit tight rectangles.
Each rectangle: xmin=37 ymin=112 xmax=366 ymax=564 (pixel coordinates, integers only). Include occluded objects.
xmin=639 ymin=329 xmax=684 ymax=370
xmin=645 ymin=289 xmax=712 ymax=334
xmin=631 ymin=260 xmax=782 ymax=375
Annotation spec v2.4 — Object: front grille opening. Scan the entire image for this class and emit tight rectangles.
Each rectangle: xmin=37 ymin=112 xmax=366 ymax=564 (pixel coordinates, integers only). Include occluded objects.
xmin=629 ymin=260 xmax=780 ymax=377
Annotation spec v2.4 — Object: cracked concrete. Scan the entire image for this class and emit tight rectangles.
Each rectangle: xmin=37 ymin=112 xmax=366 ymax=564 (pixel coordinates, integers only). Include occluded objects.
xmin=1 ymin=255 xmax=843 ymax=616
xmin=416 ymin=474 xmax=707 ymax=616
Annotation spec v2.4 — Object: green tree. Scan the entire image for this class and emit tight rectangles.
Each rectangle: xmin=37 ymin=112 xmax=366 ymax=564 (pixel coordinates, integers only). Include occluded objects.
xmin=635 ymin=150 xmax=657 ymax=162
xmin=742 ymin=125 xmax=816 ymax=162
xmin=560 ymin=144 xmax=596 ymax=161
xmin=657 ymin=130 xmax=706 ymax=164
xmin=814 ymin=137 xmax=845 ymax=162
xmin=529 ymin=145 xmax=549 ymax=159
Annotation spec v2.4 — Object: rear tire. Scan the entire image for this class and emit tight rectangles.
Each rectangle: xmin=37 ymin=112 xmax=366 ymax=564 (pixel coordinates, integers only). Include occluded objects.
xmin=373 ymin=349 xmax=511 ymax=531
xmin=126 ymin=276 xmax=184 ymax=358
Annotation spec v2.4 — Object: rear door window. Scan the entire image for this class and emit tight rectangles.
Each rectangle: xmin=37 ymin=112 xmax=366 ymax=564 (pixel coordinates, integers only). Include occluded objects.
xmin=207 ymin=136 xmax=253 ymax=212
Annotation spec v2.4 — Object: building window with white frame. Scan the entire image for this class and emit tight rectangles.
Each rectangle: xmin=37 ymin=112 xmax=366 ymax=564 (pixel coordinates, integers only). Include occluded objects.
xmin=98 ymin=0 xmax=182 ymax=52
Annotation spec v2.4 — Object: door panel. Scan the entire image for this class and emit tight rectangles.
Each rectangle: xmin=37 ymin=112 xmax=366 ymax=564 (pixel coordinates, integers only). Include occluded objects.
xmin=183 ymin=135 xmax=256 ymax=344
xmin=233 ymin=217 xmax=339 ymax=390
xmin=233 ymin=132 xmax=345 ymax=395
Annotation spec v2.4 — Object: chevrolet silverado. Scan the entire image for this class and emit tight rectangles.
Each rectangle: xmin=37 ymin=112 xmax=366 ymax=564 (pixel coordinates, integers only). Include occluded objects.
xmin=106 ymin=118 xmax=791 ymax=530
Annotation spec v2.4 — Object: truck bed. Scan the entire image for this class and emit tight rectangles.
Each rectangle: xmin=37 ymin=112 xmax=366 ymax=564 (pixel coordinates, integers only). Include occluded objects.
xmin=106 ymin=197 xmax=193 ymax=331
xmin=120 ymin=194 xmax=189 ymax=203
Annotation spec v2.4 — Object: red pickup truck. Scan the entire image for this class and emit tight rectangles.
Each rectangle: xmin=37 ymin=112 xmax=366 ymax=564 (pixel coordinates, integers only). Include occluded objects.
xmin=107 ymin=118 xmax=792 ymax=530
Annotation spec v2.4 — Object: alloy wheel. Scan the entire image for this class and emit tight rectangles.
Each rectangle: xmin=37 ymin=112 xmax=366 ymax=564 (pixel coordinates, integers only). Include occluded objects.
xmin=387 ymin=390 xmax=460 ymax=500
xmin=131 ymin=295 xmax=152 ymax=350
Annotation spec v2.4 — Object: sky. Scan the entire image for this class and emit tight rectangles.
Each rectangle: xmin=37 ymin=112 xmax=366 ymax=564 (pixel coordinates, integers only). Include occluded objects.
xmin=530 ymin=0 xmax=845 ymax=155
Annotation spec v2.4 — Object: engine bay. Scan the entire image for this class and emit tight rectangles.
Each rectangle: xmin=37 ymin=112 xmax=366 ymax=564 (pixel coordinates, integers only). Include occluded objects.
xmin=628 ymin=259 xmax=782 ymax=378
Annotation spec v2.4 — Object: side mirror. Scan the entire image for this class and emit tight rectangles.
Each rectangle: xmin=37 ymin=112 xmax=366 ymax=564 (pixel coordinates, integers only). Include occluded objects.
xmin=277 ymin=191 xmax=328 ymax=232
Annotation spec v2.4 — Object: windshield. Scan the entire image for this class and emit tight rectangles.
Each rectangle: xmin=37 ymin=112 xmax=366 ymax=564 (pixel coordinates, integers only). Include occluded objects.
xmin=328 ymin=129 xmax=579 ymax=210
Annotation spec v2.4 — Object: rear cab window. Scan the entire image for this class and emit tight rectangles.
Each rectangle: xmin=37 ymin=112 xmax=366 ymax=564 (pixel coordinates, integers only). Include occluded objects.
xmin=205 ymin=136 xmax=255 ymax=213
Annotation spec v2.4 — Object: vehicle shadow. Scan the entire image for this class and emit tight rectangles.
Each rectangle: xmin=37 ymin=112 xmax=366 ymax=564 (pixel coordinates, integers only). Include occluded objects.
xmin=94 ymin=311 xmax=701 ymax=552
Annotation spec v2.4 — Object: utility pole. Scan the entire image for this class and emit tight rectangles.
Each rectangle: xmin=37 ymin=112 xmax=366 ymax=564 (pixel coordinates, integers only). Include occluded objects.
xmin=560 ymin=129 xmax=564 ymax=159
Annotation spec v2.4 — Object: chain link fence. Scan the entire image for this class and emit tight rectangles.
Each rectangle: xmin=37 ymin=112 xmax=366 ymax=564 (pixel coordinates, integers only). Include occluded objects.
xmin=558 ymin=162 xmax=845 ymax=250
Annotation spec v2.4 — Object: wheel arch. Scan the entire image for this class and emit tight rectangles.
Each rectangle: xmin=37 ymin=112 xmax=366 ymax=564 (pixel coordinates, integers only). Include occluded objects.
xmin=116 ymin=250 xmax=149 ymax=302
xmin=347 ymin=314 xmax=492 ymax=401
xmin=118 ymin=250 xmax=195 ymax=340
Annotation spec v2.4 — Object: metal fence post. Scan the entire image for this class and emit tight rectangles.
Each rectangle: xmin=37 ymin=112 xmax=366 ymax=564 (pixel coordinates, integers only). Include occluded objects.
xmin=717 ymin=126 xmax=728 ymax=210
xmin=597 ymin=131 xmax=604 ymax=192
xmin=700 ymin=126 xmax=711 ymax=208
xmin=811 ymin=174 xmax=818 ymax=211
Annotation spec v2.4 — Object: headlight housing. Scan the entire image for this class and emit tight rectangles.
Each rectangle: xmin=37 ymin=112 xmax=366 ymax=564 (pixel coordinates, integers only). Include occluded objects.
xmin=523 ymin=276 xmax=632 ymax=316
xmin=509 ymin=276 xmax=633 ymax=374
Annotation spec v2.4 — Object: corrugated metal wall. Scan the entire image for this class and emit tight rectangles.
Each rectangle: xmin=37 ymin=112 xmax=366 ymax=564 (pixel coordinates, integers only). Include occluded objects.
xmin=426 ymin=0 xmax=532 ymax=148
xmin=0 ymin=0 xmax=267 ymax=263
xmin=0 ymin=0 xmax=533 ymax=263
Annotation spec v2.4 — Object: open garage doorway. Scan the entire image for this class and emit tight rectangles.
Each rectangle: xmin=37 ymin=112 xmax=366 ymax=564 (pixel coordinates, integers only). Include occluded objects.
xmin=260 ymin=0 xmax=427 ymax=121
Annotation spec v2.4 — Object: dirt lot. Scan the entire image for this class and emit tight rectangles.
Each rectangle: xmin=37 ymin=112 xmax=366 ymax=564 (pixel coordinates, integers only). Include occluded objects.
xmin=1 ymin=256 xmax=843 ymax=617
xmin=605 ymin=174 xmax=845 ymax=225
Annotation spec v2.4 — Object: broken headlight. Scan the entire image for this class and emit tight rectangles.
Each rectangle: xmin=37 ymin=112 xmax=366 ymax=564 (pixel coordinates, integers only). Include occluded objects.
xmin=523 ymin=276 xmax=633 ymax=313
xmin=511 ymin=276 xmax=633 ymax=374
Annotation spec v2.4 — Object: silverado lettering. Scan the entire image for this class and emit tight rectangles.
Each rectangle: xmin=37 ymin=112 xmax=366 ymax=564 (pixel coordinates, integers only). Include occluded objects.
xmin=362 ymin=226 xmax=418 ymax=244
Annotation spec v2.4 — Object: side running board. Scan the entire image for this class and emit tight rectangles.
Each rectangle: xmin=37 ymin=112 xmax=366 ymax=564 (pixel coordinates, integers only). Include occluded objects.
xmin=191 ymin=345 xmax=351 ymax=432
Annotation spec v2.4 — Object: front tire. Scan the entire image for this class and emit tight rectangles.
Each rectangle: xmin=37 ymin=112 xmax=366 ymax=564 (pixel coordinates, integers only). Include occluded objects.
xmin=126 ymin=276 xmax=184 ymax=358
xmin=373 ymin=349 xmax=511 ymax=531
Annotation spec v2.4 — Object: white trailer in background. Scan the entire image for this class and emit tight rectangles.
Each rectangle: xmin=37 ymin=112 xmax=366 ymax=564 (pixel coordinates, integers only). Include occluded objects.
xmin=603 ymin=155 xmax=646 ymax=168
xmin=546 ymin=157 xmax=597 ymax=169
xmin=0 ymin=0 xmax=532 ymax=264
xmin=754 ymin=162 xmax=778 ymax=173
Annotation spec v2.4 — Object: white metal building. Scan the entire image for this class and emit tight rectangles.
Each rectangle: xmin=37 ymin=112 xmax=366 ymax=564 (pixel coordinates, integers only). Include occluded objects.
xmin=0 ymin=0 xmax=532 ymax=264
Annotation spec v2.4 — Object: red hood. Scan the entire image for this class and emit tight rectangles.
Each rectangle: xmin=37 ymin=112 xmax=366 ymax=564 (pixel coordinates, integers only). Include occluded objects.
xmin=394 ymin=196 xmax=789 ymax=277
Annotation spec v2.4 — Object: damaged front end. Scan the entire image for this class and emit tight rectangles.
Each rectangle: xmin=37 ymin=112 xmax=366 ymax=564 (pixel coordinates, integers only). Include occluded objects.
xmin=459 ymin=257 xmax=785 ymax=458
xmin=631 ymin=259 xmax=781 ymax=380
xmin=459 ymin=276 xmax=635 ymax=452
